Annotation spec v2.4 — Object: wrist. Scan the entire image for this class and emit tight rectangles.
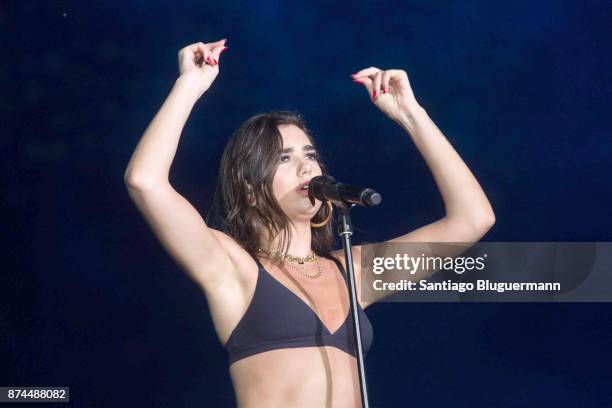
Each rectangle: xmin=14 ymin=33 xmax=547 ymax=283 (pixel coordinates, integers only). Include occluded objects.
xmin=174 ymin=73 xmax=207 ymax=103
xmin=394 ymin=101 xmax=425 ymax=133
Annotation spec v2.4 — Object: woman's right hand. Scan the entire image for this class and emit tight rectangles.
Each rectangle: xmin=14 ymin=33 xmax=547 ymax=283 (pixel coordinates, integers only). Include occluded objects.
xmin=177 ymin=39 xmax=228 ymax=98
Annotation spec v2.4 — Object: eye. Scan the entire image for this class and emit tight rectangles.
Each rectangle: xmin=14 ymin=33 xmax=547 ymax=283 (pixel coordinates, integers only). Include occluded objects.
xmin=279 ymin=152 xmax=318 ymax=163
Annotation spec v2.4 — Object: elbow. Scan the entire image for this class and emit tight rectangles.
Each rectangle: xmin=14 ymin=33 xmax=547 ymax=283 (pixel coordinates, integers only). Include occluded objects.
xmin=124 ymin=171 xmax=141 ymax=189
xmin=448 ymin=207 xmax=496 ymax=233
xmin=124 ymin=171 xmax=168 ymax=191
xmin=124 ymin=171 xmax=153 ymax=190
xmin=473 ymin=210 xmax=496 ymax=232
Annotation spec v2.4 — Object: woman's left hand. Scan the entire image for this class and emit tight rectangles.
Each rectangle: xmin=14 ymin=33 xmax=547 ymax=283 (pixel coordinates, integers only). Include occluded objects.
xmin=352 ymin=67 xmax=421 ymax=123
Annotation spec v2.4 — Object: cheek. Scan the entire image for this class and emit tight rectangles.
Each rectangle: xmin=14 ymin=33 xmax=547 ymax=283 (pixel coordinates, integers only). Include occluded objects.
xmin=271 ymin=172 xmax=290 ymax=197
xmin=271 ymin=178 xmax=280 ymax=199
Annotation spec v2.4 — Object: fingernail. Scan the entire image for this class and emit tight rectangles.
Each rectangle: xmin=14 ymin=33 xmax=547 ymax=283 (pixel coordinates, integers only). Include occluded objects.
xmin=383 ymin=88 xmax=387 ymax=94
xmin=373 ymin=90 xmax=377 ymax=99
xmin=352 ymin=79 xmax=362 ymax=83
xmin=220 ymin=46 xmax=229 ymax=53
xmin=206 ymin=56 xmax=212 ymax=63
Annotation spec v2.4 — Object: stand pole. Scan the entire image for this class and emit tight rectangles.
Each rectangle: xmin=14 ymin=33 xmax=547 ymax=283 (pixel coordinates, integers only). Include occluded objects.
xmin=336 ymin=202 xmax=369 ymax=408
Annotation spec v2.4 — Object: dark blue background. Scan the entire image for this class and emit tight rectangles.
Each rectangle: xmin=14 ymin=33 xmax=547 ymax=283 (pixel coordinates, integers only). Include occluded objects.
xmin=4 ymin=1 xmax=612 ymax=406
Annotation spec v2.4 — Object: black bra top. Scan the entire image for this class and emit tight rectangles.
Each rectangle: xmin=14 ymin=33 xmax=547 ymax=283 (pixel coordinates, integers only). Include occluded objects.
xmin=224 ymin=255 xmax=374 ymax=365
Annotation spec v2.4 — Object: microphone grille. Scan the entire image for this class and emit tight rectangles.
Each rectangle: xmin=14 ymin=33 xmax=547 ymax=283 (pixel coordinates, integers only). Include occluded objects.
xmin=363 ymin=190 xmax=382 ymax=207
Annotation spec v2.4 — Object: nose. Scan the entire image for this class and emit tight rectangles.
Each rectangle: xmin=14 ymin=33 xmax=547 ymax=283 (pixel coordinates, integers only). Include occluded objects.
xmin=299 ymin=158 xmax=312 ymax=176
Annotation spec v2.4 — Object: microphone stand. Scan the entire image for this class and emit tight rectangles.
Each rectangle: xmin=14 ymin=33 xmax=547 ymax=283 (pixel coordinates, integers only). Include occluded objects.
xmin=334 ymin=201 xmax=370 ymax=408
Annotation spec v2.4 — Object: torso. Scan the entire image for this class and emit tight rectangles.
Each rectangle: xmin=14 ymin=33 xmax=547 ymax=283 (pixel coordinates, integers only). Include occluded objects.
xmin=201 ymin=232 xmax=369 ymax=407
xmin=229 ymin=345 xmax=363 ymax=408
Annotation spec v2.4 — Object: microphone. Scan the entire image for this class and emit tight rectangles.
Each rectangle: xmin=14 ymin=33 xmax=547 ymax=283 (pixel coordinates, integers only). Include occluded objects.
xmin=308 ymin=175 xmax=382 ymax=207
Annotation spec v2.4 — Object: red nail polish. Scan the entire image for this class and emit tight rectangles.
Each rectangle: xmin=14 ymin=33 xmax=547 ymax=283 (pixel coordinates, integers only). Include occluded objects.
xmin=383 ymin=88 xmax=387 ymax=94
xmin=373 ymin=90 xmax=377 ymax=98
xmin=220 ymin=46 xmax=229 ymax=53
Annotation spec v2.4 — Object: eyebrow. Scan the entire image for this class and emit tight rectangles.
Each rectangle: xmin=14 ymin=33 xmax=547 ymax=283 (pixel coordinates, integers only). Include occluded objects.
xmin=281 ymin=145 xmax=316 ymax=154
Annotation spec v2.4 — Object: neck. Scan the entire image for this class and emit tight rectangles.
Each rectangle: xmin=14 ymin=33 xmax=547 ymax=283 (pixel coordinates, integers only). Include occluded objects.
xmin=262 ymin=219 xmax=313 ymax=257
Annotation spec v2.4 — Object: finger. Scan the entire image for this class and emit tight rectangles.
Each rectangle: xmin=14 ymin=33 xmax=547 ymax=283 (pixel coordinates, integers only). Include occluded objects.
xmin=196 ymin=42 xmax=213 ymax=66
xmin=352 ymin=76 xmax=373 ymax=88
xmin=352 ymin=76 xmax=373 ymax=99
xmin=182 ymin=42 xmax=201 ymax=53
xmin=200 ymin=42 xmax=221 ymax=66
xmin=210 ymin=44 xmax=229 ymax=65
xmin=184 ymin=42 xmax=207 ymax=57
xmin=186 ymin=42 xmax=213 ymax=66
xmin=372 ymin=71 xmax=383 ymax=100
xmin=184 ymin=39 xmax=225 ymax=54
xmin=351 ymin=66 xmax=382 ymax=79
xmin=207 ymin=38 xmax=228 ymax=64
xmin=381 ymin=70 xmax=392 ymax=94
xmin=387 ymin=69 xmax=409 ymax=85
xmin=208 ymin=38 xmax=227 ymax=48
xmin=200 ymin=43 xmax=216 ymax=66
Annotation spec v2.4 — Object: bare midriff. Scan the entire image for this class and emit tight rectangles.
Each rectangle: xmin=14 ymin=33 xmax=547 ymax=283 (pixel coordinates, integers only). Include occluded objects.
xmin=229 ymin=346 xmax=362 ymax=408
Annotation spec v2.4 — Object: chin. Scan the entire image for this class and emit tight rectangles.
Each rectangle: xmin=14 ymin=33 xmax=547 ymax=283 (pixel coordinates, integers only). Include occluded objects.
xmin=290 ymin=201 xmax=321 ymax=221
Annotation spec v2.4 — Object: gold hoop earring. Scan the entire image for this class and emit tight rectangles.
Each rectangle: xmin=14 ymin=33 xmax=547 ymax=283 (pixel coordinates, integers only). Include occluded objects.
xmin=310 ymin=201 xmax=333 ymax=228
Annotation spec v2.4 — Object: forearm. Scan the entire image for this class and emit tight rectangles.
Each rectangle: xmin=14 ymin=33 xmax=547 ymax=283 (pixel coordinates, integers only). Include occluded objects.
xmin=397 ymin=105 xmax=495 ymax=226
xmin=124 ymin=75 xmax=202 ymax=188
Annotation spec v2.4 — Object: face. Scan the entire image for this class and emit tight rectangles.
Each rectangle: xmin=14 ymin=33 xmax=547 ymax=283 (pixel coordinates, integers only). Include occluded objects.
xmin=272 ymin=124 xmax=323 ymax=222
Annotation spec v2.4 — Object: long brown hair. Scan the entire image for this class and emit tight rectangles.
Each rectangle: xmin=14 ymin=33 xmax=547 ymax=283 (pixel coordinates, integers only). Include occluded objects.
xmin=207 ymin=111 xmax=334 ymax=260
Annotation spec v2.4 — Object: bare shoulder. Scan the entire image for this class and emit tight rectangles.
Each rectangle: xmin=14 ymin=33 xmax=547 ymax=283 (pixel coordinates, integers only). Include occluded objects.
xmin=330 ymin=245 xmax=363 ymax=268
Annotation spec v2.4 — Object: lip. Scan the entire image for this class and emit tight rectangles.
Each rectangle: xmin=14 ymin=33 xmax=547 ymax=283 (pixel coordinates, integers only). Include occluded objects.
xmin=296 ymin=180 xmax=311 ymax=192
xmin=296 ymin=181 xmax=312 ymax=198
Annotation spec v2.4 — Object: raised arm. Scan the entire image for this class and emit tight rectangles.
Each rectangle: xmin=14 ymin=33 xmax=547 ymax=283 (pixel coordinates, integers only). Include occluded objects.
xmin=124 ymin=40 xmax=237 ymax=293
xmin=348 ymin=67 xmax=495 ymax=307
xmin=352 ymin=67 xmax=495 ymax=243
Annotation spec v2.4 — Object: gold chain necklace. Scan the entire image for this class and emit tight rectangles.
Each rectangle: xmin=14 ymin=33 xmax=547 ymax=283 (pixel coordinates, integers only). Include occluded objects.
xmin=258 ymin=248 xmax=323 ymax=279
